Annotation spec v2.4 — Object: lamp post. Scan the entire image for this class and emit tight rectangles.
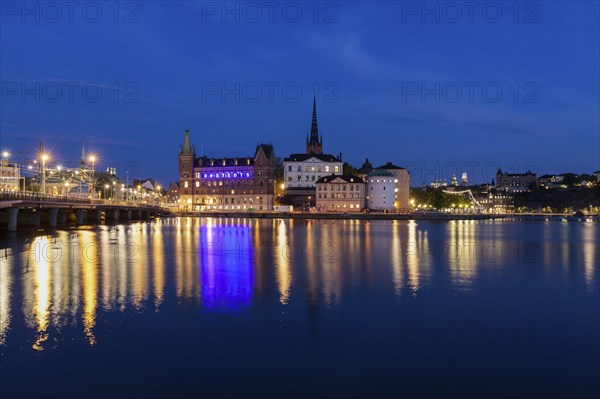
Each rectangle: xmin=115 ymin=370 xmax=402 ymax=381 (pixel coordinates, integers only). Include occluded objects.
xmin=88 ymin=155 xmax=96 ymax=198
xmin=41 ymin=153 xmax=49 ymax=194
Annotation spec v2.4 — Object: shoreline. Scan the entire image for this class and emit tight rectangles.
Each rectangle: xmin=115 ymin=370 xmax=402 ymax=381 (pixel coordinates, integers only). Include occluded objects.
xmin=178 ymin=211 xmax=498 ymax=221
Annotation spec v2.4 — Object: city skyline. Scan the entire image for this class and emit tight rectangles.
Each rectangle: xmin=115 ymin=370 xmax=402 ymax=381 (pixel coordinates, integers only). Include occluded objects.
xmin=1 ymin=2 xmax=598 ymax=185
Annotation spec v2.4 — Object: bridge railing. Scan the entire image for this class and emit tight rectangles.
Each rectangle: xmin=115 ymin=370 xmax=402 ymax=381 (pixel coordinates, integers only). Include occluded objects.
xmin=1 ymin=191 xmax=171 ymax=211
xmin=0 ymin=191 xmax=91 ymax=204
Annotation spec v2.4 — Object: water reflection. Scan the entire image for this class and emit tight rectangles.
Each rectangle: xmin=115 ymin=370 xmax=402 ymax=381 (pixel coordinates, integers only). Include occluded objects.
xmin=0 ymin=218 xmax=597 ymax=350
xmin=80 ymin=231 xmax=98 ymax=346
xmin=275 ymin=220 xmax=292 ymax=305
xmin=0 ymin=251 xmax=10 ymax=345
xmin=199 ymin=219 xmax=253 ymax=310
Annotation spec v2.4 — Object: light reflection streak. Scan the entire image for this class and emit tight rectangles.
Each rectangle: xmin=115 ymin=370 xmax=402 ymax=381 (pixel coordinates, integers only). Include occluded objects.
xmin=0 ymin=249 xmax=12 ymax=345
xmin=275 ymin=220 xmax=292 ymax=305
xmin=80 ymin=231 xmax=98 ymax=346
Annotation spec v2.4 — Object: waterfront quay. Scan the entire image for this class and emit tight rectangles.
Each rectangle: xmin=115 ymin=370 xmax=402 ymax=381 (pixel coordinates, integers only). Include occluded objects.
xmin=182 ymin=211 xmax=502 ymax=221
xmin=0 ymin=191 xmax=173 ymax=232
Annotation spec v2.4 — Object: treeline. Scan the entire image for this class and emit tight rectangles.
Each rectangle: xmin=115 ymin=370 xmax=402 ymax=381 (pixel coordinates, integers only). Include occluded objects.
xmin=514 ymin=186 xmax=600 ymax=212
xmin=410 ymin=188 xmax=471 ymax=209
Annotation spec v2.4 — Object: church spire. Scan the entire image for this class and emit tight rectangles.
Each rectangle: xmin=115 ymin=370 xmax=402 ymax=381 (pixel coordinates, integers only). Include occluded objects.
xmin=80 ymin=143 xmax=86 ymax=166
xmin=310 ymin=95 xmax=319 ymax=142
xmin=305 ymin=96 xmax=323 ymax=155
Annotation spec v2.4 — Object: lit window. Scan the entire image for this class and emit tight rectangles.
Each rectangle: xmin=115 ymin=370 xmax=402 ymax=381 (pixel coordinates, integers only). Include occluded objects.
xmin=334 ymin=166 xmax=339 ymax=172
xmin=184 ymin=181 xmax=188 ymax=188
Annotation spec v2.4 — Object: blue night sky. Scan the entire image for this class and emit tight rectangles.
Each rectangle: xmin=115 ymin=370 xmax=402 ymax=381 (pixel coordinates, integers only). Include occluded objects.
xmin=1 ymin=1 xmax=599 ymax=186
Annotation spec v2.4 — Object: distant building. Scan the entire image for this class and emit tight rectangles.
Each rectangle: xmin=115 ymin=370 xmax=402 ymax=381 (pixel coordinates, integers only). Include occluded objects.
xmin=356 ymin=158 xmax=374 ymax=178
xmin=43 ymin=177 xmax=70 ymax=196
xmin=316 ymin=174 xmax=365 ymax=212
xmin=430 ymin=180 xmax=448 ymax=188
xmin=283 ymin=99 xmax=343 ymax=190
xmin=593 ymin=171 xmax=600 ymax=182
xmin=495 ymin=169 xmax=537 ymax=193
xmin=451 ymin=174 xmax=458 ymax=186
xmin=178 ymin=129 xmax=276 ymax=212
xmin=377 ymin=162 xmax=411 ymax=213
xmin=460 ymin=172 xmax=468 ymax=186
xmin=0 ymin=158 xmax=21 ymax=191
xmin=474 ymin=185 xmax=515 ymax=213
xmin=167 ymin=182 xmax=179 ymax=204
xmin=366 ymin=169 xmax=396 ymax=211
xmin=538 ymin=174 xmax=566 ymax=189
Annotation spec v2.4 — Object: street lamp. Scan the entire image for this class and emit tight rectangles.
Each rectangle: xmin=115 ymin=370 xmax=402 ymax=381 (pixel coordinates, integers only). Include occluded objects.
xmin=41 ymin=153 xmax=49 ymax=193
xmin=88 ymin=155 xmax=96 ymax=197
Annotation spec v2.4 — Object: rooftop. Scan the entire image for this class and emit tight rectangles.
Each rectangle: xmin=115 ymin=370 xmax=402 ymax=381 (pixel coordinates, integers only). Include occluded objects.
xmin=367 ymin=169 xmax=394 ymax=177
xmin=284 ymin=153 xmax=341 ymax=162
xmin=316 ymin=174 xmax=364 ymax=184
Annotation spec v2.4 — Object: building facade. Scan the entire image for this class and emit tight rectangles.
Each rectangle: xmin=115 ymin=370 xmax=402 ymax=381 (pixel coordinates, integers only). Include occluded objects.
xmin=377 ymin=162 xmax=411 ymax=213
xmin=316 ymin=174 xmax=365 ymax=212
xmin=496 ymin=169 xmax=537 ymax=193
xmin=283 ymin=99 xmax=343 ymax=190
xmin=167 ymin=182 xmax=179 ymax=204
xmin=284 ymin=154 xmax=343 ymax=189
xmin=0 ymin=158 xmax=21 ymax=192
xmin=178 ymin=129 xmax=276 ymax=211
xmin=366 ymin=169 xmax=396 ymax=211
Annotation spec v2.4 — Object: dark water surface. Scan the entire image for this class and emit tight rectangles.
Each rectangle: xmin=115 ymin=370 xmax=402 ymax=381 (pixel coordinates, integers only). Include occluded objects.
xmin=1 ymin=218 xmax=598 ymax=398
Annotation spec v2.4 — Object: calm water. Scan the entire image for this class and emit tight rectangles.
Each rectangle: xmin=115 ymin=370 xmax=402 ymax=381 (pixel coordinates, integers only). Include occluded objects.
xmin=0 ymin=218 xmax=598 ymax=398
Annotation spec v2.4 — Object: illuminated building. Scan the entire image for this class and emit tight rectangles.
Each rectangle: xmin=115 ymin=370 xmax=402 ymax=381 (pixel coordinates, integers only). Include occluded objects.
xmin=495 ymin=169 xmax=537 ymax=193
xmin=0 ymin=156 xmax=21 ymax=192
xmin=178 ymin=129 xmax=276 ymax=211
xmin=376 ymin=162 xmax=411 ymax=213
xmin=366 ymin=169 xmax=396 ymax=211
xmin=315 ymin=174 xmax=365 ymax=212
xmin=283 ymin=98 xmax=343 ymax=190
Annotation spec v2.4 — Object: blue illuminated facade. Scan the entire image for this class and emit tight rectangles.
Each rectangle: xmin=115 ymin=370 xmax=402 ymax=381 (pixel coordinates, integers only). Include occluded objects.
xmin=179 ymin=130 xmax=276 ymax=212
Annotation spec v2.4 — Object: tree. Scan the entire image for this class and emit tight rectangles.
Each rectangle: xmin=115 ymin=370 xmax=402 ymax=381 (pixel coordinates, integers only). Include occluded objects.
xmin=343 ymin=162 xmax=357 ymax=175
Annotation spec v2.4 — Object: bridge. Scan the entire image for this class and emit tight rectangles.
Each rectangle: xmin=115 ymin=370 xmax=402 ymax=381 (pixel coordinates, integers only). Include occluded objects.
xmin=0 ymin=191 xmax=173 ymax=232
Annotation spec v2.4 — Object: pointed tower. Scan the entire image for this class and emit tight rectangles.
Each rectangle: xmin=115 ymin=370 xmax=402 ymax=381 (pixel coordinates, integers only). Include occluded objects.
xmin=80 ymin=143 xmax=86 ymax=167
xmin=306 ymin=96 xmax=323 ymax=154
xmin=178 ymin=128 xmax=195 ymax=210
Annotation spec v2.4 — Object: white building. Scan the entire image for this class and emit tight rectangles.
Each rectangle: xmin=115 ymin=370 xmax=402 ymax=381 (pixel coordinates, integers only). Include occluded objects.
xmin=284 ymin=154 xmax=343 ymax=188
xmin=0 ymin=158 xmax=21 ymax=192
xmin=283 ymin=98 xmax=344 ymax=191
xmin=377 ymin=162 xmax=411 ymax=213
xmin=366 ymin=169 xmax=396 ymax=211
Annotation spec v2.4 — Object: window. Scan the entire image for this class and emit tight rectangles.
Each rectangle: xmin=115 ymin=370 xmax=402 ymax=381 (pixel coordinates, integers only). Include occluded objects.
xmin=288 ymin=176 xmax=292 ymax=181
xmin=297 ymin=175 xmax=302 ymax=181
xmin=288 ymin=166 xmax=292 ymax=171
xmin=334 ymin=166 xmax=339 ymax=172
xmin=297 ymin=166 xmax=301 ymax=172
xmin=196 ymin=181 xmax=200 ymax=188
xmin=325 ymin=166 xmax=330 ymax=172
xmin=184 ymin=181 xmax=188 ymax=188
